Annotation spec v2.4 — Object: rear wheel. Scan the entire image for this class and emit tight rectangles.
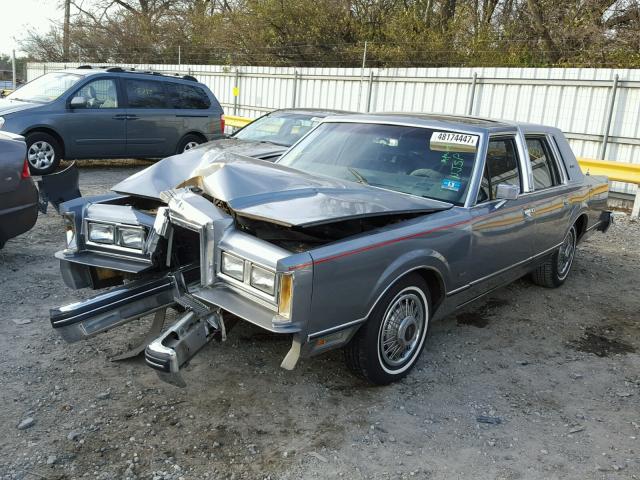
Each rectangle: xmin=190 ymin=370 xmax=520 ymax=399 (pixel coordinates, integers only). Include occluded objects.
xmin=344 ymin=274 xmax=430 ymax=385
xmin=531 ymin=225 xmax=577 ymax=288
xmin=176 ymin=134 xmax=205 ymax=154
xmin=26 ymin=132 xmax=62 ymax=175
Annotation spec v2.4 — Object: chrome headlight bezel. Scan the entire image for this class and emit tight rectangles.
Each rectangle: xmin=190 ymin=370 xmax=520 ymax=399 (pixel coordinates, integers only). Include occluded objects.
xmin=84 ymin=219 xmax=149 ymax=257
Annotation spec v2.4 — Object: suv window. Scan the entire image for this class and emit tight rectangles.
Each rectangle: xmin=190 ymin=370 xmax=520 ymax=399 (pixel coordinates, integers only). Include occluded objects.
xmin=526 ymin=137 xmax=561 ymax=189
xmin=167 ymin=83 xmax=211 ymax=109
xmin=125 ymin=79 xmax=169 ymax=108
xmin=76 ymin=79 xmax=118 ymax=109
xmin=477 ymin=137 xmax=521 ymax=203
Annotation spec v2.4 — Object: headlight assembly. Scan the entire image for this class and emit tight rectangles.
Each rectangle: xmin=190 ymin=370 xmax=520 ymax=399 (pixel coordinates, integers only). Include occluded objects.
xmin=118 ymin=226 xmax=145 ymax=250
xmin=250 ymin=265 xmax=276 ymax=295
xmin=87 ymin=222 xmax=115 ymax=244
xmin=221 ymin=252 xmax=245 ymax=281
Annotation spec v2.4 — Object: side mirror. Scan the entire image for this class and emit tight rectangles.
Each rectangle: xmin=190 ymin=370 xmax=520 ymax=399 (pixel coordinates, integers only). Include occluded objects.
xmin=495 ymin=183 xmax=519 ymax=201
xmin=70 ymin=96 xmax=87 ymax=109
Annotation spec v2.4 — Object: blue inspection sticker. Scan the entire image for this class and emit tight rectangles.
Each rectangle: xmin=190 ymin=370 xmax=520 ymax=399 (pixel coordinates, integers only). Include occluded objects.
xmin=441 ymin=178 xmax=462 ymax=192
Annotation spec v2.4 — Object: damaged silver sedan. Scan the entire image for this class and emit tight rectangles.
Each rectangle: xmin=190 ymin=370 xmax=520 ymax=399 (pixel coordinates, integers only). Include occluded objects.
xmin=50 ymin=114 xmax=612 ymax=385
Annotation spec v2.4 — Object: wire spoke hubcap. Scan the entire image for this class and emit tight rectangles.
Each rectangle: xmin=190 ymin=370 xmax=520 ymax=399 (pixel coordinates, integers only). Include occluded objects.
xmin=28 ymin=141 xmax=55 ymax=170
xmin=183 ymin=141 xmax=199 ymax=151
xmin=557 ymin=228 xmax=576 ymax=279
xmin=379 ymin=291 xmax=425 ymax=368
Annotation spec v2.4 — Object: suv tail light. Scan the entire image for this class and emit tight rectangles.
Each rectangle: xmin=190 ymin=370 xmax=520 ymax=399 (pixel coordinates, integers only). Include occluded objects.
xmin=21 ymin=159 xmax=30 ymax=179
xmin=220 ymin=115 xmax=225 ymax=134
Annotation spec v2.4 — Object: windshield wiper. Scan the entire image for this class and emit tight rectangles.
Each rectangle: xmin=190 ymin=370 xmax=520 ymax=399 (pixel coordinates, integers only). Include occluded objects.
xmin=348 ymin=167 xmax=369 ymax=185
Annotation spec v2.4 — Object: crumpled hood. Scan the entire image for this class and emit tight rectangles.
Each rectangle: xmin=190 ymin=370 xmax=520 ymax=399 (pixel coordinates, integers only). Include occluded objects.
xmin=115 ymin=153 xmax=452 ymax=228
xmin=0 ymin=98 xmax=42 ymax=116
xmin=112 ymin=138 xmax=288 ymax=200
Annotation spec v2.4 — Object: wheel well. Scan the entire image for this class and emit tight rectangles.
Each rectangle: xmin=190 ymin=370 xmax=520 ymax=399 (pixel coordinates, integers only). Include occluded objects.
xmin=574 ymin=214 xmax=588 ymax=241
xmin=414 ymin=268 xmax=446 ymax=312
xmin=182 ymin=131 xmax=207 ymax=143
xmin=24 ymin=127 xmax=66 ymax=157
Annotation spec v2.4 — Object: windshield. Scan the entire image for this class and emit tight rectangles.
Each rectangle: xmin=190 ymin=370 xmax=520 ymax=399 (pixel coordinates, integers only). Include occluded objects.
xmin=277 ymin=122 xmax=480 ymax=205
xmin=233 ymin=112 xmax=322 ymax=146
xmin=6 ymin=72 xmax=83 ymax=103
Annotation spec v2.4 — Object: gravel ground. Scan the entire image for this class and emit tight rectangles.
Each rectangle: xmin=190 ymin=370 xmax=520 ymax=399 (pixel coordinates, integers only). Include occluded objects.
xmin=1 ymin=163 xmax=639 ymax=480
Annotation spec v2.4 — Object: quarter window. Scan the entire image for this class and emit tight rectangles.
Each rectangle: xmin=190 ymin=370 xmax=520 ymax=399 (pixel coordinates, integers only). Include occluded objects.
xmin=75 ymin=79 xmax=118 ymax=109
xmin=167 ymin=83 xmax=211 ymax=109
xmin=477 ymin=137 xmax=521 ymax=202
xmin=125 ymin=79 xmax=169 ymax=108
xmin=526 ymin=137 xmax=561 ymax=189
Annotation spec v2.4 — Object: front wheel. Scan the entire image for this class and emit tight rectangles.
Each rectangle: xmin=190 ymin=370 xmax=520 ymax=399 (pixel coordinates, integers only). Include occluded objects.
xmin=344 ymin=274 xmax=431 ymax=385
xmin=531 ymin=225 xmax=577 ymax=288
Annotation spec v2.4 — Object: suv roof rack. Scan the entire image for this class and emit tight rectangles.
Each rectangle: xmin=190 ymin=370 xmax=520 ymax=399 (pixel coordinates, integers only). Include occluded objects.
xmin=71 ymin=65 xmax=199 ymax=82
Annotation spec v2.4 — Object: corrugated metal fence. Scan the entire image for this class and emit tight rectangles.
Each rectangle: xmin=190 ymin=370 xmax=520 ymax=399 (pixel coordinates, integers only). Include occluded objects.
xmin=27 ymin=62 xmax=640 ymax=195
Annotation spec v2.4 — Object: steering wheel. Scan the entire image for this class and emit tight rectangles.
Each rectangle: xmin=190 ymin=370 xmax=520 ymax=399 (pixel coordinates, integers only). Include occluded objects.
xmin=410 ymin=168 xmax=437 ymax=178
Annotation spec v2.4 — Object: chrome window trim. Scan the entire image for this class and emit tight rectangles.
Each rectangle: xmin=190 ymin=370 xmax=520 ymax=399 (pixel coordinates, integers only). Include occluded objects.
xmin=523 ymin=133 xmax=569 ymax=191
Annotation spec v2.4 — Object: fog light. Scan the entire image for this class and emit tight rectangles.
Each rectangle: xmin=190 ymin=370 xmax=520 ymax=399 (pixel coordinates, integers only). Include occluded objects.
xmin=221 ymin=252 xmax=244 ymax=281
xmin=250 ymin=265 xmax=276 ymax=295
xmin=88 ymin=222 xmax=114 ymax=244
xmin=119 ymin=226 xmax=145 ymax=250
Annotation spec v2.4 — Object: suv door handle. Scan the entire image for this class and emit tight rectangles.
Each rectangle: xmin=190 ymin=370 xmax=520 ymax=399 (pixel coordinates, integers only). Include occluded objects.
xmin=523 ymin=207 xmax=536 ymax=217
xmin=127 ymin=115 xmax=139 ymax=120
xmin=112 ymin=114 xmax=128 ymax=120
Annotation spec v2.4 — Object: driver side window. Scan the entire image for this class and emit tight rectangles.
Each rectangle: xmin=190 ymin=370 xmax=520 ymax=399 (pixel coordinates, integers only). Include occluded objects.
xmin=76 ymin=79 xmax=119 ymax=109
xmin=477 ymin=136 xmax=521 ymax=203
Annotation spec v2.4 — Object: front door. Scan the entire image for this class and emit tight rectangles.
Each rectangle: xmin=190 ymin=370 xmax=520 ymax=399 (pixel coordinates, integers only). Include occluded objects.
xmin=62 ymin=77 xmax=126 ymax=158
xmin=457 ymin=135 xmax=536 ymax=305
xmin=123 ymin=78 xmax=180 ymax=157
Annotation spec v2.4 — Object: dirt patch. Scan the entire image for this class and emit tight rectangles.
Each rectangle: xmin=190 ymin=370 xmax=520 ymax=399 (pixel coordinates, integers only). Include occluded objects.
xmin=456 ymin=297 xmax=509 ymax=328
xmin=570 ymin=326 xmax=636 ymax=357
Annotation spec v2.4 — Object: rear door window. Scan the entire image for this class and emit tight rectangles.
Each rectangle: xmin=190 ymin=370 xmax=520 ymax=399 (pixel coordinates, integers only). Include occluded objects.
xmin=526 ymin=136 xmax=561 ymax=189
xmin=167 ymin=83 xmax=211 ymax=109
xmin=125 ymin=79 xmax=169 ymax=108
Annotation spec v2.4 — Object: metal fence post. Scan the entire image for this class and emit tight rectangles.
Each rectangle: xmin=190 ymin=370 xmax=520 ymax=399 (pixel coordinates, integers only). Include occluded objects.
xmin=632 ymin=189 xmax=640 ymax=219
xmin=292 ymin=70 xmax=299 ymax=108
xmin=467 ymin=72 xmax=478 ymax=115
xmin=233 ymin=68 xmax=239 ymax=115
xmin=11 ymin=50 xmax=16 ymax=89
xmin=599 ymin=74 xmax=619 ymax=160
xmin=366 ymin=71 xmax=374 ymax=112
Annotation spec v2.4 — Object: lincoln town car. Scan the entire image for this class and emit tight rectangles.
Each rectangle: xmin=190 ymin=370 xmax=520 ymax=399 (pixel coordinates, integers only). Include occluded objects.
xmin=49 ymin=114 xmax=611 ymax=385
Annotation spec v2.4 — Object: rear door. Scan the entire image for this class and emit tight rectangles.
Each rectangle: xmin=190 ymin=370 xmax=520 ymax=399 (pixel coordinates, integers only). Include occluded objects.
xmin=62 ymin=77 xmax=127 ymax=158
xmin=123 ymin=78 xmax=180 ymax=157
xmin=522 ymin=134 xmax=572 ymax=255
xmin=166 ymin=81 xmax=215 ymax=139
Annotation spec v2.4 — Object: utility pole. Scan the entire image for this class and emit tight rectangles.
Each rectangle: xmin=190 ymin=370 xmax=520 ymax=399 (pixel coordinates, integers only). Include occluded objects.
xmin=12 ymin=50 xmax=16 ymax=90
xmin=63 ymin=0 xmax=71 ymax=62
xmin=357 ymin=41 xmax=368 ymax=112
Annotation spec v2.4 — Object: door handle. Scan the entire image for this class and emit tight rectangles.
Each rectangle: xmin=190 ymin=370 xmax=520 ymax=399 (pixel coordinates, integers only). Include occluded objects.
xmin=127 ymin=115 xmax=139 ymax=120
xmin=112 ymin=114 xmax=127 ymax=120
xmin=523 ymin=207 xmax=536 ymax=217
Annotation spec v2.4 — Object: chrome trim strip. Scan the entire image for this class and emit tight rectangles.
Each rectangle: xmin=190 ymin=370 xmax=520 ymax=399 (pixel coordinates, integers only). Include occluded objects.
xmin=446 ymin=242 xmax=563 ymax=297
xmin=307 ymin=317 xmax=367 ymax=340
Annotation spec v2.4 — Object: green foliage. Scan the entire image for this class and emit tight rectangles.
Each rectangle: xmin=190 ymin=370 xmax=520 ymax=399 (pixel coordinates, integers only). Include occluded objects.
xmin=18 ymin=0 xmax=640 ymax=68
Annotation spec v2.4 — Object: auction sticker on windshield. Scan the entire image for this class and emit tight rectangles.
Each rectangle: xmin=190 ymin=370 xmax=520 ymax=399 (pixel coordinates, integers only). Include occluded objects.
xmin=430 ymin=132 xmax=479 ymax=152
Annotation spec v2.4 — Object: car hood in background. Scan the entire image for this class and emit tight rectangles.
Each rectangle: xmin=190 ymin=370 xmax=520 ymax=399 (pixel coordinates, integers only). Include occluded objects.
xmin=0 ymin=98 xmax=42 ymax=116
xmin=114 ymin=153 xmax=453 ymax=228
xmin=112 ymin=138 xmax=288 ymax=200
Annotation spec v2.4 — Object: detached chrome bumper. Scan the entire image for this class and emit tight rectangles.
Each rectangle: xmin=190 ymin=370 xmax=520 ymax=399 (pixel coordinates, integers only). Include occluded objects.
xmin=49 ymin=270 xmax=194 ymax=342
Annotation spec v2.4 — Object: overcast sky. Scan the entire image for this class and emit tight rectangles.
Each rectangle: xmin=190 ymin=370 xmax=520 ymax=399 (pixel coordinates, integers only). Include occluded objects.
xmin=0 ymin=0 xmax=61 ymax=56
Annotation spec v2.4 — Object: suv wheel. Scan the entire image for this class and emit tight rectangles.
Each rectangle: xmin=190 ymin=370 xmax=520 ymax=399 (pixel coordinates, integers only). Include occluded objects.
xmin=177 ymin=134 xmax=204 ymax=154
xmin=531 ymin=225 xmax=577 ymax=288
xmin=26 ymin=132 xmax=62 ymax=175
xmin=344 ymin=273 xmax=431 ymax=385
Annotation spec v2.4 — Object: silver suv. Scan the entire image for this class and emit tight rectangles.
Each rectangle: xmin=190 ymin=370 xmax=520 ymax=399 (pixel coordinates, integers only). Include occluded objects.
xmin=0 ymin=66 xmax=225 ymax=174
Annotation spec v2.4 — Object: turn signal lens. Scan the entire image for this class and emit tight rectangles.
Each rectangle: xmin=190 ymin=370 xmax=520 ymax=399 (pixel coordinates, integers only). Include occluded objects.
xmin=278 ymin=273 xmax=294 ymax=320
xmin=63 ymin=212 xmax=77 ymax=252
